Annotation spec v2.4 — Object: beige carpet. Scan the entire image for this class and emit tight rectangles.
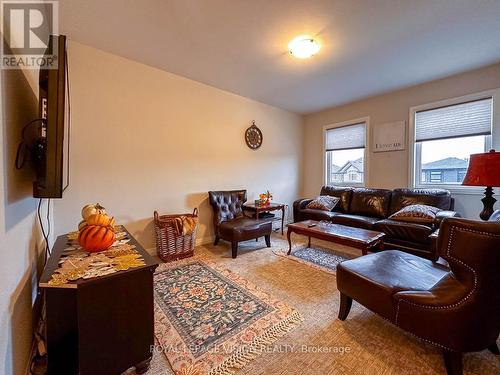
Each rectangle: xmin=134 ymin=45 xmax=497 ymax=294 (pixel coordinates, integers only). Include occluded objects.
xmin=139 ymin=234 xmax=499 ymax=375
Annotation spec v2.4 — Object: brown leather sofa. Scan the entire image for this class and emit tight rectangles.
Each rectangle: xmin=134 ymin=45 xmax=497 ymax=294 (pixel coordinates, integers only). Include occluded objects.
xmin=294 ymin=186 xmax=459 ymax=259
xmin=336 ymin=215 xmax=500 ymax=375
xmin=208 ymin=190 xmax=272 ymax=259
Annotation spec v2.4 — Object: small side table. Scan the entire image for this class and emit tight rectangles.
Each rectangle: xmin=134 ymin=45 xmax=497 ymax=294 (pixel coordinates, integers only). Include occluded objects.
xmin=243 ymin=202 xmax=286 ymax=235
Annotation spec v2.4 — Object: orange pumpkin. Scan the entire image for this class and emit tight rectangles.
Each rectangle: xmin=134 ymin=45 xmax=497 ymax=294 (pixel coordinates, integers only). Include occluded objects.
xmin=86 ymin=213 xmax=115 ymax=228
xmin=78 ymin=225 xmax=116 ymax=253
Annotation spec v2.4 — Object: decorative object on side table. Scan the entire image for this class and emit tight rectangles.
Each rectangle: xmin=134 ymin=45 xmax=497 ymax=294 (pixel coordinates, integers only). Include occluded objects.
xmin=81 ymin=202 xmax=107 ymax=221
xmin=462 ymin=149 xmax=500 ymax=220
xmin=78 ymin=203 xmax=116 ymax=252
xmin=45 ymin=202 xmax=147 ymax=286
xmin=245 ymin=120 xmax=263 ymax=149
xmin=258 ymin=190 xmax=273 ymax=206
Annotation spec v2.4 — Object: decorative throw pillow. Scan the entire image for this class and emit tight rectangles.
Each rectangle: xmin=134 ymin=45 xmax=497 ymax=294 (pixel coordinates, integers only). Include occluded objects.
xmin=306 ymin=196 xmax=340 ymax=211
xmin=389 ymin=204 xmax=441 ymax=224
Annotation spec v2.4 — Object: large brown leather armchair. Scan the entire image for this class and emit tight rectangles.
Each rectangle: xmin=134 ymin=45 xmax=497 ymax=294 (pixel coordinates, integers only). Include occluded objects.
xmin=208 ymin=190 xmax=272 ymax=259
xmin=336 ymin=216 xmax=500 ymax=375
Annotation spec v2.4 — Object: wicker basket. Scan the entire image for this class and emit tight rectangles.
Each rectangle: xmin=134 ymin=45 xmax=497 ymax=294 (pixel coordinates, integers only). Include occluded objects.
xmin=153 ymin=208 xmax=198 ymax=262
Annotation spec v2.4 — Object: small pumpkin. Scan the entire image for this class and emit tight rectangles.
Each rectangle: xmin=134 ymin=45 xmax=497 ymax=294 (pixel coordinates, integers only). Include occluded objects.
xmin=81 ymin=203 xmax=106 ymax=220
xmin=78 ymin=220 xmax=88 ymax=231
xmin=86 ymin=213 xmax=115 ymax=228
xmin=78 ymin=225 xmax=116 ymax=253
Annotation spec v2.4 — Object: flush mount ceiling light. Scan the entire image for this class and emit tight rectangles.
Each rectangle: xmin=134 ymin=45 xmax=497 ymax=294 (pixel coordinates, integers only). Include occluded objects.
xmin=288 ymin=36 xmax=321 ymax=59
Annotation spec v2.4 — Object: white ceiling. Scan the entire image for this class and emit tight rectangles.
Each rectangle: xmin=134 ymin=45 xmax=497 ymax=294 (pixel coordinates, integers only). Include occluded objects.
xmin=60 ymin=0 xmax=500 ymax=114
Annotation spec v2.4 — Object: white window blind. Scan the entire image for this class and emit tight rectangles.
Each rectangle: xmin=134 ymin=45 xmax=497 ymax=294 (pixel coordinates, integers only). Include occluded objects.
xmin=415 ymin=98 xmax=492 ymax=142
xmin=326 ymin=123 xmax=365 ymax=151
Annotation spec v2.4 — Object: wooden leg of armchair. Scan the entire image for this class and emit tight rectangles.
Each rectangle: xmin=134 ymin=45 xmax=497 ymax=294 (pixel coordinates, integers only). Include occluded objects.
xmin=265 ymin=234 xmax=271 ymax=248
xmin=135 ymin=357 xmax=152 ymax=374
xmin=338 ymin=292 xmax=352 ymax=321
xmin=443 ymin=349 xmax=463 ymax=375
xmin=214 ymin=236 xmax=220 ymax=246
xmin=231 ymin=242 xmax=238 ymax=259
xmin=488 ymin=342 xmax=499 ymax=355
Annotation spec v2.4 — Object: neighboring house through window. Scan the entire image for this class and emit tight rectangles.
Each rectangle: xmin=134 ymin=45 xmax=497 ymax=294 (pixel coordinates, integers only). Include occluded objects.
xmin=325 ymin=120 xmax=367 ymax=186
xmin=410 ymin=94 xmax=494 ymax=189
xmin=423 ymin=158 xmax=468 ymax=184
xmin=429 ymin=171 xmax=443 ymax=183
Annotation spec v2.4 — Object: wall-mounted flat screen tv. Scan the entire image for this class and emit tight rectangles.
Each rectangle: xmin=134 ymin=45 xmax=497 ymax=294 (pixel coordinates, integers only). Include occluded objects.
xmin=34 ymin=34 xmax=67 ymax=198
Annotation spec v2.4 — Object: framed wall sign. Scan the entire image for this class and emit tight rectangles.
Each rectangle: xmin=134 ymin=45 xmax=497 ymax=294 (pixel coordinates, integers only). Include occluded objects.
xmin=373 ymin=120 xmax=406 ymax=152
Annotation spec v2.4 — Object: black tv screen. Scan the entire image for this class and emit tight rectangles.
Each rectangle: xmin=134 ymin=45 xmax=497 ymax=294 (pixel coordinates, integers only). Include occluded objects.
xmin=34 ymin=34 xmax=67 ymax=198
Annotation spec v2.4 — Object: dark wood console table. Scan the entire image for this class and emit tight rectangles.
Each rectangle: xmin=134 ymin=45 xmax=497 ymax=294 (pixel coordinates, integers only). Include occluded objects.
xmin=39 ymin=229 xmax=158 ymax=375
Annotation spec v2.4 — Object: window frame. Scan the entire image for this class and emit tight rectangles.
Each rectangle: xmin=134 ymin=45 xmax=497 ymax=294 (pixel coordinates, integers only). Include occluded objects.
xmin=408 ymin=89 xmax=500 ymax=194
xmin=323 ymin=117 xmax=370 ymax=187
xmin=429 ymin=171 xmax=443 ymax=183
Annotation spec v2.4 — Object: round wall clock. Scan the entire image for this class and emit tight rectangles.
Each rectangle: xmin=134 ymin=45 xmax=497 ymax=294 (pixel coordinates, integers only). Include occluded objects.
xmin=245 ymin=121 xmax=263 ymax=150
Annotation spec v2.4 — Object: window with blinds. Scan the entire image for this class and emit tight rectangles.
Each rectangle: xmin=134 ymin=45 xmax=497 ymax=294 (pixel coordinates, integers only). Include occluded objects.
xmin=325 ymin=122 xmax=366 ymax=186
xmin=413 ymin=97 xmax=492 ymax=187
xmin=326 ymin=123 xmax=366 ymax=151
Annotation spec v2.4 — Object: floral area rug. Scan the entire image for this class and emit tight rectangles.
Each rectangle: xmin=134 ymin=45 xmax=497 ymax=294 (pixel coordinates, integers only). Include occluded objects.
xmin=273 ymin=245 xmax=355 ymax=275
xmin=153 ymin=257 xmax=303 ymax=375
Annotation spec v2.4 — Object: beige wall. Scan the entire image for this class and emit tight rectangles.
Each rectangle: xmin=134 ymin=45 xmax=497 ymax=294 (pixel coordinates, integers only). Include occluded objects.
xmin=53 ymin=42 xmax=303 ymax=249
xmin=303 ymin=63 xmax=500 ymax=218
xmin=0 ymin=66 xmax=45 ymax=374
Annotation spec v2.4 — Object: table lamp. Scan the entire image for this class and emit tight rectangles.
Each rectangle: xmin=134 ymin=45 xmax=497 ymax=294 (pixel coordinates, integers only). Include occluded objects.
xmin=462 ymin=149 xmax=500 ymax=220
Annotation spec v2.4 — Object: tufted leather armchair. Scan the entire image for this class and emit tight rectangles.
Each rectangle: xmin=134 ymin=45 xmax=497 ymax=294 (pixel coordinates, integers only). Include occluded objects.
xmin=208 ymin=190 xmax=272 ymax=258
xmin=336 ymin=216 xmax=500 ymax=375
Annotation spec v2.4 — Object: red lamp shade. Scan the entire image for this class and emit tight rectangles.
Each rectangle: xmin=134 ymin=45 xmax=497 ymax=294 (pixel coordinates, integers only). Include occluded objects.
xmin=462 ymin=150 xmax=500 ymax=187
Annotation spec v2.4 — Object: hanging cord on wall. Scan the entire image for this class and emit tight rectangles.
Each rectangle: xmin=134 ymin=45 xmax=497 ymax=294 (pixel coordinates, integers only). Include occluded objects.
xmin=14 ymin=118 xmax=45 ymax=169
xmin=37 ymin=198 xmax=52 ymax=263
xmin=63 ymin=45 xmax=71 ymax=192
xmin=29 ymin=199 xmax=52 ymax=373
xmin=46 ymin=198 xmax=51 ymax=251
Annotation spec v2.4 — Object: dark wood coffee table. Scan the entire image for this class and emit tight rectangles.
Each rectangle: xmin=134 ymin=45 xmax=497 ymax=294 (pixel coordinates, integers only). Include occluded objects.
xmin=287 ymin=220 xmax=385 ymax=256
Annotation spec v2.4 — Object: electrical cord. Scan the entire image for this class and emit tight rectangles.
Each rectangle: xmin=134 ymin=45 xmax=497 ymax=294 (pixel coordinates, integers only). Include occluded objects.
xmin=30 ymin=200 xmax=51 ymax=373
xmin=63 ymin=44 xmax=71 ymax=192
xmin=15 ymin=142 xmax=29 ymax=169
xmin=15 ymin=118 xmax=45 ymax=169
xmin=36 ymin=199 xmax=46 ymax=260
xmin=37 ymin=198 xmax=51 ymax=264
xmin=46 ymin=199 xmax=51 ymax=250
